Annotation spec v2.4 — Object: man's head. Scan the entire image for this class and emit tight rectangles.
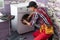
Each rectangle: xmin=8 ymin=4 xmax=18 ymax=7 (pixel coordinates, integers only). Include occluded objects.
xmin=27 ymin=1 xmax=38 ymax=12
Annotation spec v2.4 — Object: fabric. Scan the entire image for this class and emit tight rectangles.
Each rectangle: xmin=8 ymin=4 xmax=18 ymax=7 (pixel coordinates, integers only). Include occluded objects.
xmin=33 ymin=30 xmax=52 ymax=40
xmin=30 ymin=8 xmax=53 ymax=27
xmin=30 ymin=8 xmax=53 ymax=40
xmin=40 ymin=24 xmax=54 ymax=34
xmin=37 ymin=9 xmax=53 ymax=25
xmin=30 ymin=11 xmax=50 ymax=28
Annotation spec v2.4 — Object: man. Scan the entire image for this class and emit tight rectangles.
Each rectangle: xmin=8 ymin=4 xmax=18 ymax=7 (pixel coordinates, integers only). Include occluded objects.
xmin=22 ymin=1 xmax=53 ymax=40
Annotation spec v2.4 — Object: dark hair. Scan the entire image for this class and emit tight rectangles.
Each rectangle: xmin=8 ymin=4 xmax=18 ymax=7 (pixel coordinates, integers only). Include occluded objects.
xmin=21 ymin=14 xmax=32 ymax=25
xmin=33 ymin=5 xmax=38 ymax=8
xmin=27 ymin=1 xmax=38 ymax=8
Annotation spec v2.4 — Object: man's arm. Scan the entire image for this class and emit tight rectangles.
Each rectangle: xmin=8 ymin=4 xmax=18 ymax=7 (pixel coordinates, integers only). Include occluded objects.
xmin=27 ymin=13 xmax=33 ymax=20
xmin=23 ymin=13 xmax=38 ymax=26
xmin=23 ymin=20 xmax=30 ymax=26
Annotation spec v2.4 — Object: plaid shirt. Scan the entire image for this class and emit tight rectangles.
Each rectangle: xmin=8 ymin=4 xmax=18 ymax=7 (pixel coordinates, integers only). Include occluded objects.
xmin=30 ymin=12 xmax=50 ymax=28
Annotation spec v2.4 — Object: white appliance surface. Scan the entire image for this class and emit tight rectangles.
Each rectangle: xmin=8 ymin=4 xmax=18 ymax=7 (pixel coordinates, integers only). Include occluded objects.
xmin=10 ymin=3 xmax=34 ymax=34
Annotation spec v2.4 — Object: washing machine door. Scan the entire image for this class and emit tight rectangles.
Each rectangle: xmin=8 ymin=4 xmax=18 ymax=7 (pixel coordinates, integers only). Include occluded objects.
xmin=17 ymin=12 xmax=34 ymax=34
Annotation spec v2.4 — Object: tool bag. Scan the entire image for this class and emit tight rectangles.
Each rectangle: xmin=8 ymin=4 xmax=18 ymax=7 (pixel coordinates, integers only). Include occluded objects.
xmin=40 ymin=24 xmax=54 ymax=34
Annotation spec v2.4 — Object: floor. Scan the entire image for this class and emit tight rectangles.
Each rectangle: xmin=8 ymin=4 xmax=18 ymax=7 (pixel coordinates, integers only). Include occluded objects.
xmin=9 ymin=31 xmax=34 ymax=40
xmin=9 ymin=30 xmax=60 ymax=40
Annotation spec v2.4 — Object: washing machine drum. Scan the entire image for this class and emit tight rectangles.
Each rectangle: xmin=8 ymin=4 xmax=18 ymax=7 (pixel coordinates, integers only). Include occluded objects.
xmin=21 ymin=14 xmax=32 ymax=25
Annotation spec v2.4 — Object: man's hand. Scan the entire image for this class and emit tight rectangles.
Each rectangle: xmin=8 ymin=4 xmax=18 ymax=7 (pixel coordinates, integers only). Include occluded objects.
xmin=27 ymin=13 xmax=33 ymax=20
xmin=23 ymin=19 xmax=27 ymax=23
xmin=23 ymin=20 xmax=30 ymax=26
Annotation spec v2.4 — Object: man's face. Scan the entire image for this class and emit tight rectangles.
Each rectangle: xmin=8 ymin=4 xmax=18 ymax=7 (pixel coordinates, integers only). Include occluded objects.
xmin=29 ymin=7 xmax=35 ymax=12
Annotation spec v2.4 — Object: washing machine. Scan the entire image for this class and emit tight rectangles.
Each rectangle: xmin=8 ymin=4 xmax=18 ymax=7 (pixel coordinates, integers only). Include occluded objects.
xmin=10 ymin=3 xmax=34 ymax=34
